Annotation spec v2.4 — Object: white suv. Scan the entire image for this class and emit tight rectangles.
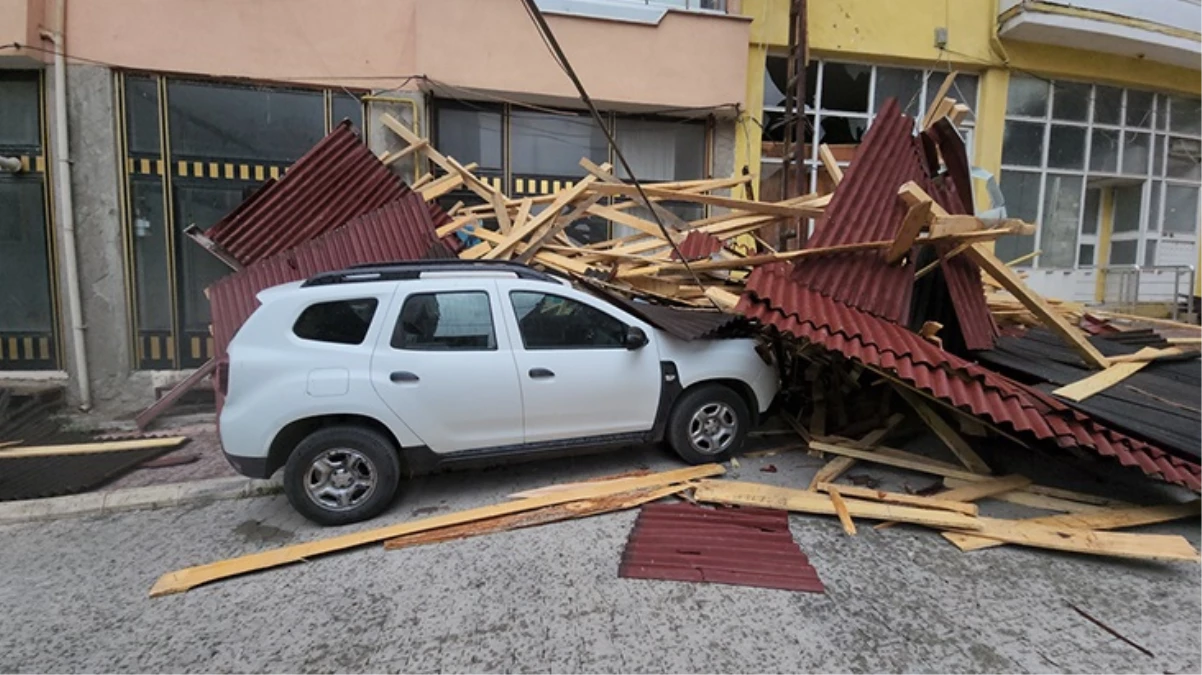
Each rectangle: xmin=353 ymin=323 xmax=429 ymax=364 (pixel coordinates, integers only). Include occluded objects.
xmin=218 ymin=261 xmax=779 ymax=525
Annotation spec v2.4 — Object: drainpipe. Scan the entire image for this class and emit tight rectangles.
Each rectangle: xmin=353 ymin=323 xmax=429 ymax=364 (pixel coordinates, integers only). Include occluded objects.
xmin=46 ymin=0 xmax=92 ymax=411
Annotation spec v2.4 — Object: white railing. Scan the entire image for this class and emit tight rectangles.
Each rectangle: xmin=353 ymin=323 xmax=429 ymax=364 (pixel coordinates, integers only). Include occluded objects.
xmin=1097 ymin=264 xmax=1196 ymax=320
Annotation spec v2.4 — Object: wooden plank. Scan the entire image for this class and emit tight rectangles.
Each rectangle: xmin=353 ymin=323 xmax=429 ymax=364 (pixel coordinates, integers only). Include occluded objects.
xmin=942 ymin=500 xmax=1202 ymax=552
xmin=514 ymin=194 xmax=605 ymax=264
xmin=941 ymin=516 xmax=1199 ymax=562
xmin=942 ymin=475 xmax=1129 ymax=506
xmin=807 ymin=413 xmax=906 ymax=490
xmin=914 ymin=242 xmax=973 ymax=280
xmin=384 ymin=485 xmax=684 ymax=551
xmin=921 ymin=72 xmax=958 ymax=127
xmin=381 ymin=113 xmax=456 ymax=173
xmin=0 ymin=436 xmax=187 ymax=459
xmin=578 ymin=158 xmax=692 ymax=231
xmin=818 ymin=482 xmax=979 ymax=516
xmin=885 ymin=200 xmax=932 ymax=264
xmin=949 ymin=103 xmax=971 ymax=126
xmin=436 ymin=213 xmax=481 ymax=239
xmin=924 ymin=97 xmax=957 ymax=129
xmin=1052 ymin=351 xmax=1157 ymax=402
xmin=1105 ymin=346 xmax=1191 ymax=364
xmin=490 ymin=191 xmax=512 ymax=235
xmin=1087 ymin=310 xmax=1202 ymax=332
xmin=809 ymin=457 xmax=857 ymax=491
xmin=827 ymin=487 xmax=857 ymax=535
xmin=692 ymin=480 xmax=983 ymax=530
xmin=482 ymin=177 xmax=596 ymax=260
xmin=135 ymin=360 xmax=218 ymax=430
xmin=588 ymin=182 xmax=818 ymax=218
xmin=148 ymin=464 xmax=725 ymax=597
xmin=587 ymin=203 xmax=671 ymax=240
xmin=966 ymin=244 xmax=1110 ymax=369
xmin=508 ymin=469 xmax=655 ymax=499
xmin=704 ymin=286 xmax=742 ymax=310
xmin=900 ymin=182 xmax=1109 ymax=370
xmin=410 ymin=171 xmax=433 ymax=187
xmin=930 ymin=215 xmax=1035 ymax=237
xmin=808 ymin=440 xmax=985 ymax=481
xmin=874 ymin=474 xmax=1030 ymax=531
xmin=385 ymin=139 xmax=427 ymax=166
xmin=458 ymin=240 xmax=492 ymax=260
xmin=893 ymin=386 xmax=991 ymax=474
xmin=818 ymin=144 xmax=844 ymax=185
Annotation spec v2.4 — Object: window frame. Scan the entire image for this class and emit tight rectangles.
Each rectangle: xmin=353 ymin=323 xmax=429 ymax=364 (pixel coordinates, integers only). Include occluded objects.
xmin=391 ymin=290 xmax=498 ymax=352
xmin=508 ymin=290 xmax=630 ymax=351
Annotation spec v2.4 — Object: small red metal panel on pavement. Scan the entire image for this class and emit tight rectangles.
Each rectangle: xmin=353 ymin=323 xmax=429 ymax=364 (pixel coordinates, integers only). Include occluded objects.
xmin=618 ymin=502 xmax=824 ymax=593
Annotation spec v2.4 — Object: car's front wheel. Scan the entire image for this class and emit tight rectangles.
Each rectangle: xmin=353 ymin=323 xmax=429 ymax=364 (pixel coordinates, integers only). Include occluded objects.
xmin=283 ymin=425 xmax=401 ymax=526
xmin=666 ymin=384 xmax=750 ymax=464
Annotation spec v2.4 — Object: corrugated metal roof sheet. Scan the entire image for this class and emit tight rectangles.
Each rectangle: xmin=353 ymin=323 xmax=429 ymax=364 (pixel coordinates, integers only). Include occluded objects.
xmin=785 ymin=101 xmax=996 ymax=351
xmin=739 ymin=267 xmax=1202 ymax=491
xmin=671 ymin=231 xmax=723 ymax=261
xmin=208 ymin=193 xmax=453 ymax=360
xmin=618 ymin=502 xmax=824 ymax=593
xmin=0 ymin=445 xmax=181 ymax=501
xmin=205 ymin=121 xmax=459 ymax=266
xmin=579 ymin=283 xmax=750 ymax=341
xmin=790 ymin=100 xmax=920 ymax=322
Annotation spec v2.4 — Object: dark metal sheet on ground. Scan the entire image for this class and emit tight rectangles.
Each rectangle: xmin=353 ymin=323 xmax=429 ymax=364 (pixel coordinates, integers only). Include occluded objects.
xmin=618 ymin=502 xmax=824 ymax=593
xmin=0 ymin=443 xmax=185 ymax=501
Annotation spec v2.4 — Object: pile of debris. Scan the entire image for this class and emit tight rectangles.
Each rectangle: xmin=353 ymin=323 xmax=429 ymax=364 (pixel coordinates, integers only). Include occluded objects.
xmin=143 ymin=75 xmax=1201 ymax=596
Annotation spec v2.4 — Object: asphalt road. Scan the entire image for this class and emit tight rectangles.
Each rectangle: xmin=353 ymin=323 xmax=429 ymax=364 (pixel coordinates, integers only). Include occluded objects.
xmin=1 ymin=442 xmax=1199 ymax=673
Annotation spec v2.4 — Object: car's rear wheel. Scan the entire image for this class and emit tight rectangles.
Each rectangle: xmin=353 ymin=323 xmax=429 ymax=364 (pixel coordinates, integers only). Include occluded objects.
xmin=283 ymin=425 xmax=401 ymax=526
xmin=666 ymin=384 xmax=750 ymax=464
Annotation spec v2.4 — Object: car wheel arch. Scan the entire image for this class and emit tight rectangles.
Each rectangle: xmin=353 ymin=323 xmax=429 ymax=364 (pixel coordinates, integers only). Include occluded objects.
xmin=676 ymin=378 xmax=758 ymax=422
xmin=267 ymin=413 xmax=404 ymax=477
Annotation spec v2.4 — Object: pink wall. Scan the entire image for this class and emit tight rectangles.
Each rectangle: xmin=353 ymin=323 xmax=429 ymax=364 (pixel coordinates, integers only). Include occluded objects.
xmin=0 ymin=0 xmax=49 ymax=64
xmin=415 ymin=0 xmax=750 ymax=111
xmin=56 ymin=0 xmax=747 ymax=110
xmin=65 ymin=0 xmax=417 ymax=90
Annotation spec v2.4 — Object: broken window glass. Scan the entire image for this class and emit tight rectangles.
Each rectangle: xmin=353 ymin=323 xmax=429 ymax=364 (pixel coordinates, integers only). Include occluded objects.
xmin=1166 ymin=137 xmax=1201 ymax=181
xmin=1006 ymin=75 xmax=1048 ymax=118
xmin=820 ymin=62 xmax=870 ymax=113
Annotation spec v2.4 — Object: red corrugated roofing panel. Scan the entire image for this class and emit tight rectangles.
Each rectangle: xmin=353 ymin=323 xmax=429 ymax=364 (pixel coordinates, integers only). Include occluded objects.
xmin=205 ymin=121 xmax=459 ymax=265
xmin=738 ymin=267 xmax=1202 ymax=491
xmin=790 ymin=100 xmax=921 ymax=322
xmin=671 ymin=231 xmax=723 ymax=261
xmin=786 ymin=100 xmax=995 ymax=350
xmin=208 ymin=194 xmax=451 ymax=361
xmin=618 ymin=502 xmax=824 ymax=593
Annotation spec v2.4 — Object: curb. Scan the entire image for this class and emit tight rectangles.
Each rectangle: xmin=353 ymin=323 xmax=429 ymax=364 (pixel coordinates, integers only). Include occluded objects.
xmin=0 ymin=475 xmax=283 ymax=525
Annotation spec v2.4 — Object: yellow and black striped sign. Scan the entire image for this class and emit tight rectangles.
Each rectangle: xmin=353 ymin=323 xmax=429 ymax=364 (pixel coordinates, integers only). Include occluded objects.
xmin=513 ymin=176 xmax=576 ymax=196
xmin=125 ymin=157 xmax=289 ymax=182
xmin=0 ymin=334 xmax=53 ymax=364
xmin=10 ymin=155 xmax=46 ymax=174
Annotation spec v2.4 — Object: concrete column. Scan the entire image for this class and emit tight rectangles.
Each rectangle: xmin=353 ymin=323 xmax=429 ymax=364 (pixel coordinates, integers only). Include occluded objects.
xmin=53 ymin=64 xmax=149 ymax=413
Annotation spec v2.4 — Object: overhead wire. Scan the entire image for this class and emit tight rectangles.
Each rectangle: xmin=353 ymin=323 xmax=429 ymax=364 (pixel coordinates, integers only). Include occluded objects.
xmin=516 ymin=0 xmax=721 ymax=311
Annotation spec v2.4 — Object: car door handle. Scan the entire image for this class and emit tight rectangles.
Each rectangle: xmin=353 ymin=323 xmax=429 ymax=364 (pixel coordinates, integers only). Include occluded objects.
xmin=389 ymin=371 xmax=420 ymax=383
xmin=528 ymin=368 xmax=554 ymax=379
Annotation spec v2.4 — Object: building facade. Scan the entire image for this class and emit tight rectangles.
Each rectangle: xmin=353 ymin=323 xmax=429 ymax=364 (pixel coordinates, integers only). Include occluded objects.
xmin=0 ymin=0 xmax=1198 ymax=415
xmin=0 ymin=0 xmax=749 ymax=412
xmin=735 ymin=0 xmax=1201 ymax=308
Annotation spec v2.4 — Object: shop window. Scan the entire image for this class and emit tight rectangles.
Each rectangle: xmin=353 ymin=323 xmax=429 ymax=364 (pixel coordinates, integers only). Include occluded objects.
xmin=1163 ymin=185 xmax=1199 ymax=235
xmin=436 ymin=107 xmax=503 ymax=172
xmin=125 ymin=76 xmax=161 ymax=155
xmin=123 ymin=74 xmax=353 ymax=369
xmin=332 ymin=93 xmax=364 ymax=132
xmin=0 ymin=74 xmax=40 ymax=148
xmin=511 ymin=110 xmax=607 ymax=177
xmin=1002 ymin=122 xmax=1044 ymax=166
xmin=1006 ymin=75 xmax=1048 ymax=118
xmin=167 ymin=80 xmax=326 ymax=162
xmin=1108 ymin=240 xmax=1138 ymax=265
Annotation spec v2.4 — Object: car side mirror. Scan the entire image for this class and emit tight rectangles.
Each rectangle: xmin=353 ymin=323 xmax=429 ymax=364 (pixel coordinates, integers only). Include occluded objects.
xmin=623 ymin=326 xmax=649 ymax=350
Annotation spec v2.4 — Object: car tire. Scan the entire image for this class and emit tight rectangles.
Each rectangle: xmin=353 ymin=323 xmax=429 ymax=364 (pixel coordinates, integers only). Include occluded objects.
xmin=283 ymin=425 xmax=401 ymax=526
xmin=666 ymin=384 xmax=750 ymax=465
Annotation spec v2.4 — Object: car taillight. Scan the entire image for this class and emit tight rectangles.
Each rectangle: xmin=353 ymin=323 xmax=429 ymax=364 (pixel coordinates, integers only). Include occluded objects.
xmin=216 ymin=361 xmax=230 ymax=396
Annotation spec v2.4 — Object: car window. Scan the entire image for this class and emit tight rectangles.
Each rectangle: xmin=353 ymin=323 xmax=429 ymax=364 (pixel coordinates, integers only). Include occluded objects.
xmin=292 ymin=298 xmax=379 ymax=345
xmin=392 ymin=291 xmax=496 ymax=351
xmin=510 ymin=291 xmax=626 ymax=350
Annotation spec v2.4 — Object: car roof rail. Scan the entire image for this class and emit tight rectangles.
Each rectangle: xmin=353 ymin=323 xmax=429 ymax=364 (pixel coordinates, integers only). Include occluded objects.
xmin=301 ymin=259 xmax=559 ymax=287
